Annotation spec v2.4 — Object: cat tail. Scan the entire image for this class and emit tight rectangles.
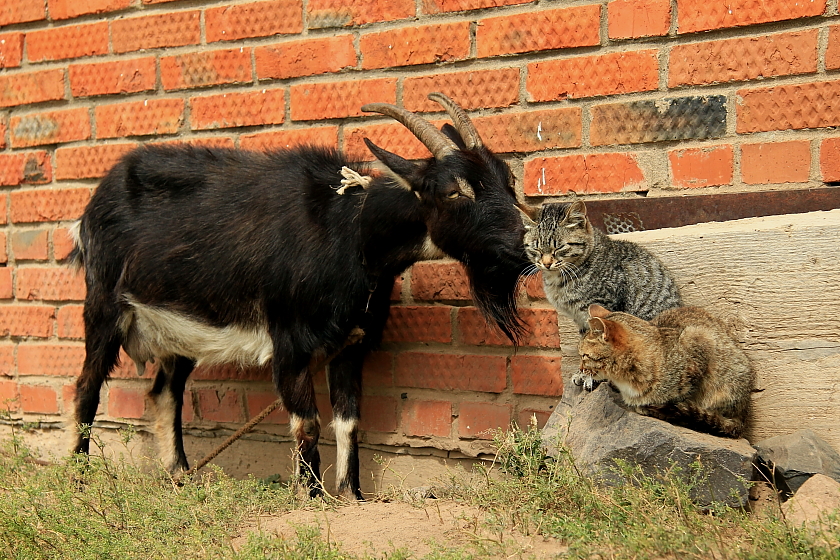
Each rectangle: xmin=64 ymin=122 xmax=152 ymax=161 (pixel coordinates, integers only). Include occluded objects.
xmin=672 ymin=403 xmax=745 ymax=439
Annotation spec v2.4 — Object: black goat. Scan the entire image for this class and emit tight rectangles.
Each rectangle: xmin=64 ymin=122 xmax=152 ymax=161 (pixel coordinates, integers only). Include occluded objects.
xmin=70 ymin=93 xmax=529 ymax=499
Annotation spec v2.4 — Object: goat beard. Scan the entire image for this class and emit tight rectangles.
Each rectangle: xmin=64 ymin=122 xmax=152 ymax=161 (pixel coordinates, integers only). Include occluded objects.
xmin=465 ymin=260 xmax=527 ymax=346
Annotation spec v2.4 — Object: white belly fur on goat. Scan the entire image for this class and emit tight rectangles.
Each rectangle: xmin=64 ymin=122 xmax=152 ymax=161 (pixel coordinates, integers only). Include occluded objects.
xmin=119 ymin=296 xmax=273 ymax=375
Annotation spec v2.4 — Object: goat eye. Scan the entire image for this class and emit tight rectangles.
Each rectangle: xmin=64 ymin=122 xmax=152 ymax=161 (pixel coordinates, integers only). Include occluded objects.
xmin=446 ymin=191 xmax=460 ymax=199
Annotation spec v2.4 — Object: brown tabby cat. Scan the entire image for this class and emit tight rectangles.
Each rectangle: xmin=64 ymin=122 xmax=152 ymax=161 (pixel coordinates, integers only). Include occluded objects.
xmin=578 ymin=304 xmax=754 ymax=438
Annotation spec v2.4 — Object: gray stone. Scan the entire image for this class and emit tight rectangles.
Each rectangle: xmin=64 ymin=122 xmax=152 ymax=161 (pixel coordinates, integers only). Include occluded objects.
xmin=754 ymin=429 xmax=840 ymax=495
xmin=542 ymin=383 xmax=756 ymax=509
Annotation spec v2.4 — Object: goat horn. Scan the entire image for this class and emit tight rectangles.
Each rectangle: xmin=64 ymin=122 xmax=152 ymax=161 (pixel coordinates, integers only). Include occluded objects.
xmin=361 ymin=102 xmax=457 ymax=160
xmin=428 ymin=92 xmax=483 ymax=150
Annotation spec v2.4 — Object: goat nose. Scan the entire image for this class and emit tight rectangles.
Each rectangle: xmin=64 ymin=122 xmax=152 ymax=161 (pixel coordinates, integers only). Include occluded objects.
xmin=540 ymin=254 xmax=553 ymax=267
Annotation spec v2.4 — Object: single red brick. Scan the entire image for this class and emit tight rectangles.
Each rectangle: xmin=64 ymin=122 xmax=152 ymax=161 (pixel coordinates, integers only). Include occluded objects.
xmin=256 ymin=36 xmax=356 ymax=80
xmin=820 ymin=138 xmax=840 ymax=182
xmin=19 ymin=385 xmax=59 ymax=414
xmin=458 ymin=307 xmax=560 ymax=348
xmin=206 ymin=0 xmax=303 ymax=42
xmin=10 ymin=108 xmax=91 ymax=148
xmin=181 ymin=389 xmax=195 ymax=423
xmin=521 ymin=271 xmax=546 ymax=300
xmin=0 ymin=305 xmax=54 ymax=337
xmin=191 ymin=363 xmax=271 ymax=382
xmin=10 ymin=188 xmax=90 ymax=223
xmin=677 ymin=0 xmax=826 ymax=34
xmin=245 ymin=391 xmax=289 ymax=424
xmin=240 ymin=127 xmax=339 ymax=151
xmin=511 ymin=355 xmax=563 ymax=396
xmin=16 ymin=267 xmax=86 ymax=301
xmin=401 ymin=399 xmax=451 ymax=437
xmin=411 ymin=261 xmax=470 ymax=302
xmin=827 ymin=26 xmax=840 ymax=71
xmin=0 ymin=379 xmax=18 ymax=409
xmin=0 ymin=69 xmax=65 ymax=108
xmin=0 ymin=193 xmax=6 ymax=225
xmin=360 ymin=22 xmax=470 ymax=69
xmin=12 ymin=230 xmax=49 ymax=261
xmin=197 ymin=388 xmax=243 ymax=423
xmin=737 ymin=80 xmax=840 ymax=134
xmin=473 ymin=107 xmax=582 ymax=154
xmin=0 ymin=269 xmax=12 ymax=300
xmin=403 ymin=69 xmax=519 ymax=113
xmin=518 ymin=408 xmax=552 ymax=430
xmin=0 ymin=232 xmax=6 ymax=264
xmin=608 ymin=0 xmax=670 ymax=39
xmin=669 ymin=30 xmax=818 ymax=88
xmin=362 ymin=351 xmax=393 ymax=387
xmin=524 ymin=153 xmax=646 ymax=196
xmin=26 ymin=22 xmax=109 ymax=63
xmin=53 ymin=227 xmax=77 ymax=261
xmin=161 ymin=48 xmax=252 ymax=91
xmin=0 ymin=344 xmax=14 ymax=376
xmin=528 ymin=51 xmax=658 ymax=102
xmin=291 ymin=79 xmax=397 ymax=121
xmin=107 ymin=386 xmax=145 ymax=419
xmin=69 ymin=58 xmax=156 ymax=98
xmin=344 ymin=121 xmax=437 ymax=162
xmin=17 ymin=343 xmax=85 ymax=376
xmin=190 ymin=89 xmax=285 ymax=131
xmin=55 ymin=143 xmax=137 ymax=180
xmin=423 ymin=0 xmax=528 ymax=14
xmin=0 ymin=32 xmax=24 ymax=69
xmin=111 ymin=11 xmax=201 ymax=54
xmin=48 ymin=0 xmax=131 ymax=20
xmin=0 ymin=152 xmax=52 ymax=186
xmin=394 ymin=352 xmax=507 ymax=393
xmin=57 ymin=305 xmax=84 ymax=339
xmin=95 ymin=99 xmax=184 ymax=139
xmin=359 ymin=395 xmax=398 ymax=433
xmin=1 ymin=0 xmax=46 ymax=25
xmin=741 ymin=141 xmax=811 ymax=185
xmin=477 ymin=5 xmax=600 ymax=58
xmin=669 ymin=145 xmax=733 ymax=188
xmin=458 ymin=402 xmax=510 ymax=439
xmin=382 ymin=305 xmax=452 ymax=344
xmin=308 ymin=0 xmax=414 ymax=28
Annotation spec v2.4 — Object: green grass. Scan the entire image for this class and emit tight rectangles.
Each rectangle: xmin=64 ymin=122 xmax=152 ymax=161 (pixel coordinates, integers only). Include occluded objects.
xmin=0 ymin=424 xmax=837 ymax=560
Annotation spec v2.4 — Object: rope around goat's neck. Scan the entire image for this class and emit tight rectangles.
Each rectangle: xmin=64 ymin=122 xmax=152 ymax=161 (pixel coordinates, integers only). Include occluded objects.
xmin=174 ymin=327 xmax=365 ymax=482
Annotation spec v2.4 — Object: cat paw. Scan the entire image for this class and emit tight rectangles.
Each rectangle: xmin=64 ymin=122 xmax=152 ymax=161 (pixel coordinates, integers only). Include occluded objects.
xmin=573 ymin=371 xmax=599 ymax=392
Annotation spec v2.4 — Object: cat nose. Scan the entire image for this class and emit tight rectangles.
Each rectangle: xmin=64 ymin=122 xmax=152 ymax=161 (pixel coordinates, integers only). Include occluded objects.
xmin=541 ymin=254 xmax=554 ymax=267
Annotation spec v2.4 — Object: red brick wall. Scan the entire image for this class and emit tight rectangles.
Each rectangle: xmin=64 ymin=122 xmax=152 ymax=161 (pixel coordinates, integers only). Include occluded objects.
xmin=1 ymin=0 xmax=839 ymax=456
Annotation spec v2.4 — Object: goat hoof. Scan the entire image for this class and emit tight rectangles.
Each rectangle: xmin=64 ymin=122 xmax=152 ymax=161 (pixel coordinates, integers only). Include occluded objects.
xmin=308 ymin=486 xmax=324 ymax=499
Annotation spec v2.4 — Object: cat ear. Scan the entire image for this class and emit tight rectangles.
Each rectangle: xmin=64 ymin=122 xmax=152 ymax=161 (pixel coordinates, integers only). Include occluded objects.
xmin=588 ymin=304 xmax=611 ymax=318
xmin=600 ymin=318 xmax=628 ymax=349
xmin=588 ymin=317 xmax=606 ymax=333
xmin=516 ymin=204 xmax=538 ymax=229
xmin=565 ymin=200 xmax=587 ymax=228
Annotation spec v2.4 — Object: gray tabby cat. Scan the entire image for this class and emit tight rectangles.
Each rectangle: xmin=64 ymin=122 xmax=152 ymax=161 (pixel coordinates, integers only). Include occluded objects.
xmin=520 ymin=201 xmax=682 ymax=387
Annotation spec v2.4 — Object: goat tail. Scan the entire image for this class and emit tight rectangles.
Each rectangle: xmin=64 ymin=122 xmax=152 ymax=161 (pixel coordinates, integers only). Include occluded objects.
xmin=67 ymin=219 xmax=86 ymax=270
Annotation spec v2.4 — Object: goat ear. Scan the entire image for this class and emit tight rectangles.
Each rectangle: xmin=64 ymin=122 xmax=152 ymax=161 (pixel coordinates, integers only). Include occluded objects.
xmin=515 ymin=204 xmax=538 ymax=229
xmin=440 ymin=123 xmax=468 ymax=151
xmin=588 ymin=304 xmax=611 ymax=318
xmin=364 ymin=138 xmax=421 ymax=183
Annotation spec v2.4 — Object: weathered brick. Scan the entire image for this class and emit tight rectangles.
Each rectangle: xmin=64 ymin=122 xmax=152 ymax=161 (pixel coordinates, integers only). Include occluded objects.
xmin=382 ymin=305 xmax=452 ymax=344
xmin=401 ymin=399 xmax=451 ymax=437
xmin=458 ymin=402 xmax=510 ymax=439
xmin=511 ymin=355 xmax=563 ymax=397
xmin=345 ymin=121 xmax=437 ymax=162
xmin=518 ymin=408 xmax=553 ymax=430
xmin=11 ymin=108 xmax=91 ymax=148
xmin=361 ymin=22 xmax=470 ymax=69
xmin=26 ymin=22 xmax=109 ymax=63
xmin=17 ymin=343 xmax=85 ymax=377
xmin=256 ymin=36 xmax=356 ymax=80
xmin=458 ymin=307 xmax=561 ymax=348
xmin=16 ymin=267 xmax=86 ymax=301
xmin=111 ymin=11 xmax=201 ymax=53
xmin=403 ymin=69 xmax=519 ymax=112
xmin=591 ymin=96 xmax=727 ymax=146
xmin=0 ymin=232 xmax=6 ymax=264
xmin=19 ymin=385 xmax=59 ymax=414
xmin=362 ymin=351 xmax=393 ymax=387
xmin=0 ymin=305 xmax=54 ymax=337
xmin=55 ymin=143 xmax=137 ymax=180
xmin=62 ymin=384 xmax=75 ymax=414
xmin=827 ymin=26 xmax=840 ymax=71
xmin=0 ymin=69 xmax=65 ymax=108
xmin=69 ymin=58 xmax=156 ymax=98
xmin=0 ymin=269 xmax=12 ymax=300
xmin=359 ymin=395 xmax=398 ymax=433
xmin=528 ymin=51 xmax=658 ymax=102
xmin=197 ymin=389 xmax=243 ymax=423
xmin=155 ymin=136 xmax=237 ymax=150
xmin=48 ymin=0 xmax=131 ymax=20
xmin=191 ymin=89 xmax=285 ymax=131
xmin=741 ymin=141 xmax=810 ymax=185
xmin=96 ymin=99 xmax=185 ymax=139
xmin=524 ymin=153 xmax=646 ymax=196
xmin=0 ymin=32 xmax=24 ymax=69
xmin=737 ymin=80 xmax=840 ymax=134
xmin=291 ymin=79 xmax=397 ymax=121
xmin=474 ymin=108 xmax=582 ymax=154
xmin=669 ymin=31 xmax=818 ymax=88
xmin=608 ymin=0 xmax=670 ymax=39
xmin=423 ymin=0 xmax=528 ymax=14
xmin=0 ymin=344 xmax=14 ymax=376
xmin=820 ymin=138 xmax=840 ymax=183
xmin=677 ymin=0 xmax=826 ymax=34
xmin=240 ymin=127 xmax=338 ymax=151
xmin=10 ymin=188 xmax=90 ymax=223
xmin=0 ymin=152 xmax=52 ymax=186
xmin=108 ymin=386 xmax=145 ymax=419
xmin=53 ymin=227 xmax=77 ymax=261
xmin=411 ymin=261 xmax=470 ymax=302
xmin=394 ymin=352 xmax=506 ymax=393
xmin=191 ymin=363 xmax=271 ymax=382
xmin=308 ymin=0 xmax=414 ymax=28
xmin=669 ymin=145 xmax=733 ymax=188
xmin=161 ymin=48 xmax=252 ymax=91
xmin=1 ymin=0 xmax=46 ymax=26
xmin=477 ymin=5 xmax=600 ymax=58
xmin=0 ymin=379 xmax=18 ymax=409
xmin=206 ymin=0 xmax=303 ymax=42
xmin=245 ymin=391 xmax=289 ymax=424
xmin=0 ymin=193 xmax=6 ymax=225
xmin=57 ymin=305 xmax=84 ymax=339
xmin=12 ymin=230 xmax=49 ymax=261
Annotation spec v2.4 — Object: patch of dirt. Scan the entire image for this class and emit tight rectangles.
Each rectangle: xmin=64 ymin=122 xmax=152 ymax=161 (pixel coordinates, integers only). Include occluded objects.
xmin=233 ymin=499 xmax=567 ymax=558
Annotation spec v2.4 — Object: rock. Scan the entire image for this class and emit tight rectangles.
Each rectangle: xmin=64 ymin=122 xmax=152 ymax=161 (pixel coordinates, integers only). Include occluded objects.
xmin=542 ymin=383 xmax=756 ymax=509
xmin=753 ymin=429 xmax=840 ymax=495
xmin=781 ymin=474 xmax=840 ymax=548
